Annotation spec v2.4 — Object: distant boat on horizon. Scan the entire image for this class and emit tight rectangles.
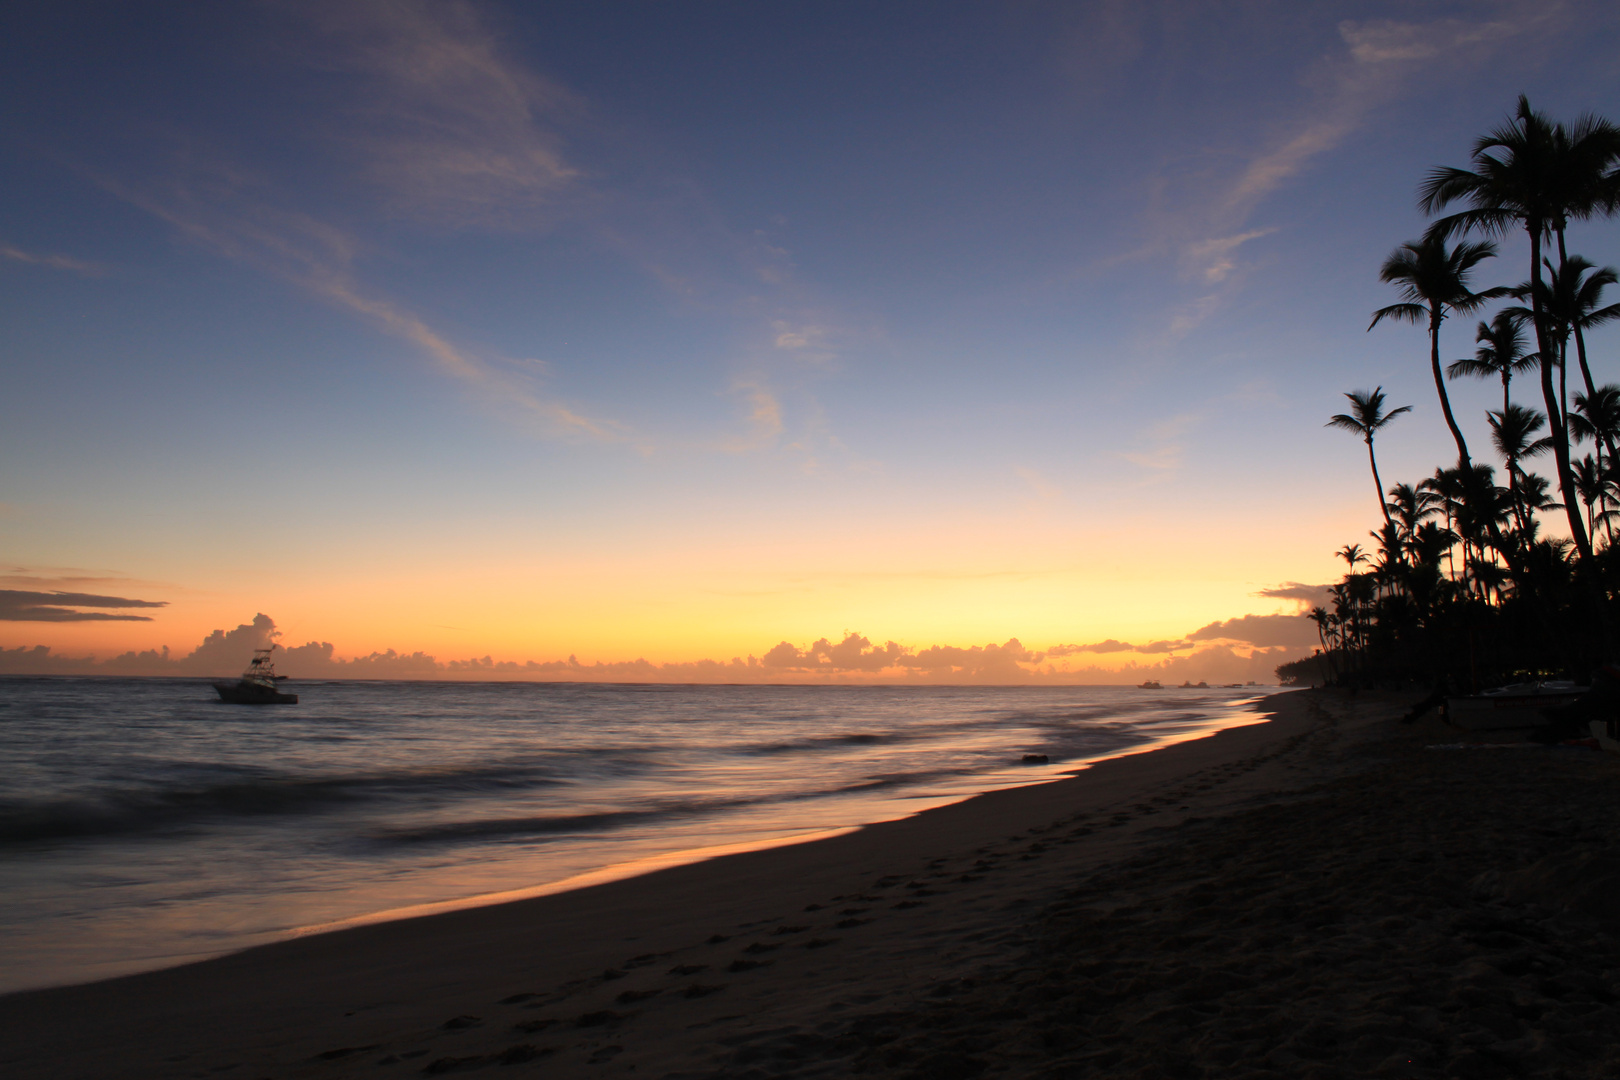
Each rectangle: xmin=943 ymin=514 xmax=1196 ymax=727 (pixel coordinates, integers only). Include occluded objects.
xmin=1180 ymin=680 xmax=1209 ymax=689
xmin=213 ymin=646 xmax=298 ymax=705
xmin=1137 ymin=680 xmax=1162 ymax=690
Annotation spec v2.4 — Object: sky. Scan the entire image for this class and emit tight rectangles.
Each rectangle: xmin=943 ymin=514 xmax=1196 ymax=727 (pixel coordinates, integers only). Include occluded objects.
xmin=4 ymin=0 xmax=1620 ymax=681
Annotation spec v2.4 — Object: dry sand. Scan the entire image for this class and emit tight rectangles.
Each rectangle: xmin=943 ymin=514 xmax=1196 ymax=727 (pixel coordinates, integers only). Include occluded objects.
xmin=3 ymin=689 xmax=1618 ymax=1079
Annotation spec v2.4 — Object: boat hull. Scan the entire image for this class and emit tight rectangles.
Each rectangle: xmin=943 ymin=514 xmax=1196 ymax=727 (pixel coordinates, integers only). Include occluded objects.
xmin=213 ymin=680 xmax=298 ymax=705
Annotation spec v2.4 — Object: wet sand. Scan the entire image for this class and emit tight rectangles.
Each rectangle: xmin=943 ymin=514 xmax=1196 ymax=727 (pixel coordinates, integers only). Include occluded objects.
xmin=3 ymin=689 xmax=1617 ymax=1078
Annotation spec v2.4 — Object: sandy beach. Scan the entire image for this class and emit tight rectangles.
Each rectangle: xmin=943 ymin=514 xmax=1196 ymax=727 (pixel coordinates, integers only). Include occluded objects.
xmin=3 ymin=689 xmax=1618 ymax=1079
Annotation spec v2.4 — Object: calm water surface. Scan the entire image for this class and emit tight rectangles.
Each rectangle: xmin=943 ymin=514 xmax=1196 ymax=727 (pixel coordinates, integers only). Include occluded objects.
xmin=0 ymin=678 xmax=1269 ymax=992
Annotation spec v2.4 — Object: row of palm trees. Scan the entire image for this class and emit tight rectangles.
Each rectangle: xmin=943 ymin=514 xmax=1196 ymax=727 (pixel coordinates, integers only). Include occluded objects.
xmin=1307 ymin=96 xmax=1620 ymax=687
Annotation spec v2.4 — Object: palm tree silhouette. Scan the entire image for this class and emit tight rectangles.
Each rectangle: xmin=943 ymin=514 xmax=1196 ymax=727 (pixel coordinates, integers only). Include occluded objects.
xmin=1448 ymin=310 xmax=1537 ymax=415
xmin=1536 ymin=256 xmax=1620 ymax=406
xmin=1369 ymin=237 xmax=1505 ymax=470
xmin=1307 ymin=606 xmax=1337 ymax=682
xmin=1385 ymin=481 xmax=1441 ymax=556
xmin=1420 ymin=96 xmax=1620 ymax=560
xmin=1327 ymin=388 xmax=1411 ymax=532
xmin=1572 ymin=454 xmax=1616 ymax=546
xmin=1487 ymin=404 xmax=1552 ymax=538
xmin=1571 ymin=385 xmax=1620 ymax=471
xmin=1426 ymin=468 xmax=1466 ymax=582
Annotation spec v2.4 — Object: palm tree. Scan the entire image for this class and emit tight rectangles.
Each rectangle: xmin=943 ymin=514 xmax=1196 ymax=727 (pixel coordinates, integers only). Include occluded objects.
xmin=1448 ymin=310 xmax=1537 ymax=415
xmin=1487 ymin=404 xmax=1552 ymax=538
xmin=1410 ymin=520 xmax=1455 ymax=569
xmin=1572 ymin=454 xmax=1614 ymax=546
xmin=1427 ymin=468 xmax=1467 ymax=582
xmin=1420 ymin=96 xmax=1620 ymax=560
xmin=1327 ymin=388 xmax=1412 ymax=532
xmin=1370 ymin=237 xmax=1505 ymax=471
xmin=1385 ymin=481 xmax=1441 ymax=555
xmin=1571 ymin=384 xmax=1620 ymax=471
xmin=1541 ymin=256 xmax=1620 ymax=407
xmin=1307 ymin=606 xmax=1338 ymax=682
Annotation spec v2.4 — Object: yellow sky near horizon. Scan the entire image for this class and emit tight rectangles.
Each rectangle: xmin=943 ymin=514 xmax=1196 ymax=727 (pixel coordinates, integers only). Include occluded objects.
xmin=6 ymin=500 xmax=1353 ymax=667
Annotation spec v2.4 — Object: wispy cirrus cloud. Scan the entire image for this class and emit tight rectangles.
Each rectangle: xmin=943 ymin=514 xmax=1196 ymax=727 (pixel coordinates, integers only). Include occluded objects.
xmin=97 ymin=166 xmax=622 ymax=440
xmin=1182 ymin=228 xmax=1276 ymax=285
xmin=1222 ymin=12 xmax=1531 ymax=215
xmin=716 ymin=381 xmax=786 ymax=453
xmin=286 ymin=0 xmax=582 ymax=230
xmin=1124 ymin=1 xmax=1571 ymax=340
xmin=1119 ymin=412 xmax=1198 ymax=472
xmin=2 ymin=244 xmax=104 ymax=276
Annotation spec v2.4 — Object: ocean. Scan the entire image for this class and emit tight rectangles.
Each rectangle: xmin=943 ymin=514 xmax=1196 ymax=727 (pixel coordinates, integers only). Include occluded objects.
xmin=0 ymin=677 xmax=1268 ymax=993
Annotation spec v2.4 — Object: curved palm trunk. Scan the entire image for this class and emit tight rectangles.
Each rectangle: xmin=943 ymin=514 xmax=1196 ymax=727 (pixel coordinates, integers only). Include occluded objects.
xmin=1530 ymin=226 xmax=1594 ymax=560
xmin=1572 ymin=323 xmax=1618 ymax=468
xmin=1428 ymin=306 xmax=1471 ymax=468
xmin=1555 ymin=227 xmax=1605 ymax=407
xmin=1433 ymin=311 xmax=1523 ymax=579
xmin=1366 ymin=439 xmax=1394 ymax=532
xmin=1554 ymin=226 xmax=1620 ymax=490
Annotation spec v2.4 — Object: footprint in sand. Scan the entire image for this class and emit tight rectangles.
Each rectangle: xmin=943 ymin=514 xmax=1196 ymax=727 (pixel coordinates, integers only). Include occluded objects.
xmin=512 ymin=1018 xmax=556 ymax=1034
xmin=683 ymin=983 xmax=726 ymax=997
xmin=498 ymin=992 xmax=540 ymax=1004
xmin=575 ymin=1010 xmax=625 ymax=1028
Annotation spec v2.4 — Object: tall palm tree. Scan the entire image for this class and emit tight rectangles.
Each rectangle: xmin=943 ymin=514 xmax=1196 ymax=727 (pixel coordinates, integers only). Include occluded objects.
xmin=1420 ymin=96 xmax=1620 ymax=560
xmin=1327 ymin=388 xmax=1411 ymax=532
xmin=1369 ymin=237 xmax=1505 ymax=470
xmin=1447 ymin=310 xmax=1537 ymax=415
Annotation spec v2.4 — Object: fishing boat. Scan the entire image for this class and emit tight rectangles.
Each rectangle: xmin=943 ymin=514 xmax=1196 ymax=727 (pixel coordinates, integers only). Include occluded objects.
xmin=1138 ymin=680 xmax=1162 ymax=690
xmin=213 ymin=646 xmax=298 ymax=704
xmin=1445 ymin=681 xmax=1585 ymax=731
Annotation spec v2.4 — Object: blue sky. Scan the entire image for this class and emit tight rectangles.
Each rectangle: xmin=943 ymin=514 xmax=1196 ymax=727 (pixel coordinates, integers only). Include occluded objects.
xmin=3 ymin=1 xmax=1620 ymax=678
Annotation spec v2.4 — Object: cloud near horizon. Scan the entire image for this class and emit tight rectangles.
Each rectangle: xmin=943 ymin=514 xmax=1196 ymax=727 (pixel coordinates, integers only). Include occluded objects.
xmin=0 ymin=590 xmax=168 ymax=622
xmin=0 ymin=607 xmax=1316 ymax=683
xmin=1256 ymin=582 xmax=1334 ymax=610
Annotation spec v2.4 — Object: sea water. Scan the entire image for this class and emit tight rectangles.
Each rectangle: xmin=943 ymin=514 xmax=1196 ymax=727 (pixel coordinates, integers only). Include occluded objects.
xmin=0 ymin=678 xmax=1267 ymax=993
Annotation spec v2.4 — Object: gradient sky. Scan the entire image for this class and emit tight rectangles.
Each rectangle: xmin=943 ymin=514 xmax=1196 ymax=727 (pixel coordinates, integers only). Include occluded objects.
xmin=4 ymin=1 xmax=1620 ymax=676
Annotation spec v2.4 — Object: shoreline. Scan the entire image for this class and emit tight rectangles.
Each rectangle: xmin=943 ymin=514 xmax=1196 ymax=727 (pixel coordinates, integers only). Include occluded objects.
xmin=0 ymin=690 xmax=1320 ymax=1078
xmin=2 ymin=686 xmax=1270 ymax=997
xmin=284 ymin=697 xmax=1269 ymax=945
